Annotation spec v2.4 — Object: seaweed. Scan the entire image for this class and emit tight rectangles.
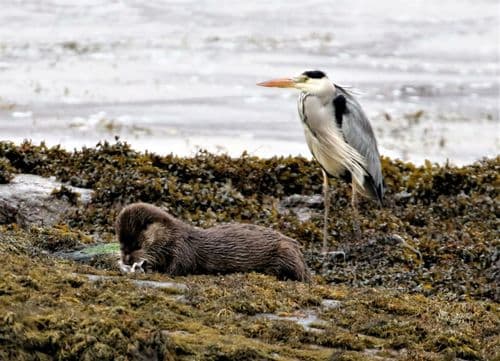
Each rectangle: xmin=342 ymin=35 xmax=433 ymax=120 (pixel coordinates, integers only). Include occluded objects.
xmin=51 ymin=185 xmax=81 ymax=206
xmin=0 ymin=157 xmax=15 ymax=184
xmin=0 ymin=140 xmax=498 ymax=360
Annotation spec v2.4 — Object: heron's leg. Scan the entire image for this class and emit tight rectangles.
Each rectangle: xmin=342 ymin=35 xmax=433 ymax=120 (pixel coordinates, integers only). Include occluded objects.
xmin=351 ymin=184 xmax=361 ymax=239
xmin=322 ymin=169 xmax=330 ymax=253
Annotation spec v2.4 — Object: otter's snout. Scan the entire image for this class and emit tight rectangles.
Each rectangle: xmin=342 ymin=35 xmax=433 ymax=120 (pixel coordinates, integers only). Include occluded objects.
xmin=121 ymin=248 xmax=145 ymax=266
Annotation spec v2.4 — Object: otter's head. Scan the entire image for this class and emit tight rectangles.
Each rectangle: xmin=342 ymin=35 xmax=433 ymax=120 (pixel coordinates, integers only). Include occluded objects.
xmin=120 ymin=243 xmax=145 ymax=266
xmin=119 ymin=226 xmax=160 ymax=272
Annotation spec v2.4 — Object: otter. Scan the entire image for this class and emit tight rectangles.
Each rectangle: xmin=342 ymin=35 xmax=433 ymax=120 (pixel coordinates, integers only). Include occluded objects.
xmin=116 ymin=203 xmax=311 ymax=282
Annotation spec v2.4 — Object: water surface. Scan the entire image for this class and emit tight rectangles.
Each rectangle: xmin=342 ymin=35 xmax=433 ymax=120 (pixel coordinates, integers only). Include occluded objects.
xmin=0 ymin=0 xmax=498 ymax=164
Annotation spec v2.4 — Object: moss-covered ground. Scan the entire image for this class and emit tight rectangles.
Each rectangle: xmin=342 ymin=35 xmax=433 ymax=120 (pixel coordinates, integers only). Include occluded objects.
xmin=0 ymin=141 xmax=498 ymax=360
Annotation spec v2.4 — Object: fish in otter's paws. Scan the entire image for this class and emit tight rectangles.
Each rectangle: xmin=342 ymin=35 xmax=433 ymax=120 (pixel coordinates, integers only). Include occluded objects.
xmin=119 ymin=259 xmax=145 ymax=274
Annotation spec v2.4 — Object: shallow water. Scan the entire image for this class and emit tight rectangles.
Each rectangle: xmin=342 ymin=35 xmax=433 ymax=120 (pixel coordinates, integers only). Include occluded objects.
xmin=0 ymin=0 xmax=498 ymax=164
xmin=256 ymin=299 xmax=341 ymax=332
xmin=75 ymin=273 xmax=188 ymax=291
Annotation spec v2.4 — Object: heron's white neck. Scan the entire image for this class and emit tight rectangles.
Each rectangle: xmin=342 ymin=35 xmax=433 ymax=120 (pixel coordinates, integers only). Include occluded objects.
xmin=297 ymin=77 xmax=336 ymax=103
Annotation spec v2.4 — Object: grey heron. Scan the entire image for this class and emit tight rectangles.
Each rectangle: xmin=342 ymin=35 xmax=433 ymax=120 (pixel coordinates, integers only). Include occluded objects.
xmin=258 ymin=70 xmax=384 ymax=252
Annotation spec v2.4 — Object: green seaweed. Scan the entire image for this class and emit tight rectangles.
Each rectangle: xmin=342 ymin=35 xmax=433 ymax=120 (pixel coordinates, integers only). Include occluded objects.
xmin=80 ymin=243 xmax=120 ymax=255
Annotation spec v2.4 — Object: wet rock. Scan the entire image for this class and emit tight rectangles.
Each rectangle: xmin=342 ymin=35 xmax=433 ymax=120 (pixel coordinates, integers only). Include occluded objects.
xmin=320 ymin=299 xmax=342 ymax=310
xmin=278 ymin=194 xmax=323 ymax=221
xmin=256 ymin=311 xmax=328 ymax=333
xmin=0 ymin=174 xmax=93 ymax=227
xmin=254 ymin=298 xmax=341 ymax=334
xmin=394 ymin=190 xmax=412 ymax=200
xmin=280 ymin=194 xmax=324 ymax=209
xmin=75 ymin=273 xmax=188 ymax=292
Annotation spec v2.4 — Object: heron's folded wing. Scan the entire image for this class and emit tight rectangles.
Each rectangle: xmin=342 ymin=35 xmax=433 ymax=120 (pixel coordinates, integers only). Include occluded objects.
xmin=334 ymin=85 xmax=385 ymax=202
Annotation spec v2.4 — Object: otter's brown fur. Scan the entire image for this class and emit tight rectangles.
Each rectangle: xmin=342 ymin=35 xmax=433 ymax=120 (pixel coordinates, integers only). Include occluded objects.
xmin=116 ymin=203 xmax=311 ymax=281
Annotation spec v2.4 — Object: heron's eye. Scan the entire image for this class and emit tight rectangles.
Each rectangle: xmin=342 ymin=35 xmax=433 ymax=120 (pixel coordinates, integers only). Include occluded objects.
xmin=293 ymin=75 xmax=307 ymax=83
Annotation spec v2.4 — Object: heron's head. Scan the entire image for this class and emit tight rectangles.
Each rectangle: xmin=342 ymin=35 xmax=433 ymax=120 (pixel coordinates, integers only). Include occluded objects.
xmin=257 ymin=70 xmax=334 ymax=96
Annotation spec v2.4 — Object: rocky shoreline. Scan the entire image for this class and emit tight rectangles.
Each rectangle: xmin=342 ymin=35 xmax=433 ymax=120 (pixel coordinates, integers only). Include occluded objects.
xmin=0 ymin=140 xmax=498 ymax=360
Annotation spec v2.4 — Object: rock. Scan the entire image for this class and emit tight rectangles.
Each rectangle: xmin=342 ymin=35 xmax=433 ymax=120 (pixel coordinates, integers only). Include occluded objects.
xmin=256 ymin=311 xmax=328 ymax=333
xmin=278 ymin=194 xmax=323 ymax=222
xmin=280 ymin=194 xmax=324 ymax=209
xmin=321 ymin=299 xmax=342 ymax=310
xmin=394 ymin=190 xmax=412 ymax=200
xmin=0 ymin=174 xmax=93 ymax=227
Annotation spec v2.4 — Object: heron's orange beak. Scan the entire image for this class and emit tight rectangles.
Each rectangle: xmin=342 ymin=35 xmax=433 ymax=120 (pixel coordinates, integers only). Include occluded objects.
xmin=257 ymin=78 xmax=296 ymax=88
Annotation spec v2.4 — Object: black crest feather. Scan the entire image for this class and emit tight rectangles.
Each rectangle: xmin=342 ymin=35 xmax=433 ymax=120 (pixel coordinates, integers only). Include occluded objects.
xmin=302 ymin=70 xmax=326 ymax=79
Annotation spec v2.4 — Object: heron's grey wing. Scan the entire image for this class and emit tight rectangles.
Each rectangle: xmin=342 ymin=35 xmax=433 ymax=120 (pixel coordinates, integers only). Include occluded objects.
xmin=334 ymin=85 xmax=384 ymax=203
